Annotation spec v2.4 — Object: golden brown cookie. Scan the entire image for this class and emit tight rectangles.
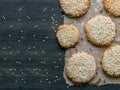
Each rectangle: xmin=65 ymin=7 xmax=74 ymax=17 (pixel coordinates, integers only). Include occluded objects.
xmin=85 ymin=15 xmax=116 ymax=46
xmin=56 ymin=24 xmax=80 ymax=48
xmin=103 ymin=0 xmax=120 ymax=16
xmin=65 ymin=52 xmax=97 ymax=83
xmin=59 ymin=0 xmax=90 ymax=17
xmin=101 ymin=45 xmax=120 ymax=77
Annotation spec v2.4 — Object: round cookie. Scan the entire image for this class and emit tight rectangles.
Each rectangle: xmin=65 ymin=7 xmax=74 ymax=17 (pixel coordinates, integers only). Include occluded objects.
xmin=59 ymin=0 xmax=90 ymax=17
xmin=101 ymin=45 xmax=120 ymax=77
xmin=56 ymin=24 xmax=80 ymax=48
xmin=85 ymin=15 xmax=116 ymax=46
xmin=103 ymin=0 xmax=120 ymax=16
xmin=65 ymin=52 xmax=97 ymax=83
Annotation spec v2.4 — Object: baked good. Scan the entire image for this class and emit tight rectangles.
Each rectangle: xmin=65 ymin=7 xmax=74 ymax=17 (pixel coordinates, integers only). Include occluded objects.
xmin=101 ymin=45 xmax=120 ymax=77
xmin=103 ymin=0 xmax=120 ymax=16
xmin=59 ymin=0 xmax=90 ymax=17
xmin=56 ymin=24 xmax=80 ymax=48
xmin=65 ymin=52 xmax=97 ymax=83
xmin=85 ymin=15 xmax=116 ymax=46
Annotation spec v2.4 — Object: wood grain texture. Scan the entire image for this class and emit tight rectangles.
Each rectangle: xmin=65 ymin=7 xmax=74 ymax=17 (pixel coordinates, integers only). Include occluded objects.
xmin=0 ymin=0 xmax=119 ymax=89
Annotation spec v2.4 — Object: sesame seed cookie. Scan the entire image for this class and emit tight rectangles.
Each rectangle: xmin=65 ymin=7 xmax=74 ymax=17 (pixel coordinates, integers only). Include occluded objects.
xmin=85 ymin=15 xmax=116 ymax=46
xmin=101 ymin=45 xmax=120 ymax=77
xmin=65 ymin=52 xmax=97 ymax=83
xmin=56 ymin=24 xmax=80 ymax=48
xmin=59 ymin=0 xmax=90 ymax=17
xmin=103 ymin=0 xmax=120 ymax=16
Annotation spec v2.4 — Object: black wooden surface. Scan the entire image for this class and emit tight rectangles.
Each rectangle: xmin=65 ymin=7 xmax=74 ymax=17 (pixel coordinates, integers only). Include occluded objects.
xmin=0 ymin=0 xmax=120 ymax=89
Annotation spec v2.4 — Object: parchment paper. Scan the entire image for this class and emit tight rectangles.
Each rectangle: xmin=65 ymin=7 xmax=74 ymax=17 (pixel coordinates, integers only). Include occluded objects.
xmin=63 ymin=0 xmax=120 ymax=86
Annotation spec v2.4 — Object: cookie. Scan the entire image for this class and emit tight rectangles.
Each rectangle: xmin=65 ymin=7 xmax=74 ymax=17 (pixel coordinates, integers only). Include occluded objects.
xmin=56 ymin=24 xmax=80 ymax=48
xmin=85 ymin=15 xmax=116 ymax=46
xmin=59 ymin=0 xmax=90 ymax=17
xmin=101 ymin=45 xmax=120 ymax=77
xmin=65 ymin=52 xmax=97 ymax=83
xmin=103 ymin=0 xmax=120 ymax=16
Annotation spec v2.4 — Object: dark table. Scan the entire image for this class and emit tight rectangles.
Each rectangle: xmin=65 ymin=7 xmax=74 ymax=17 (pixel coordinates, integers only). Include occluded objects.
xmin=0 ymin=0 xmax=120 ymax=89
